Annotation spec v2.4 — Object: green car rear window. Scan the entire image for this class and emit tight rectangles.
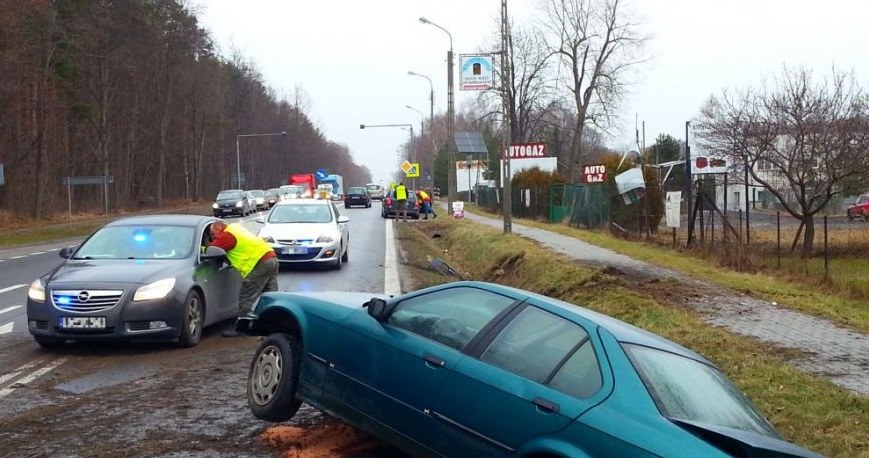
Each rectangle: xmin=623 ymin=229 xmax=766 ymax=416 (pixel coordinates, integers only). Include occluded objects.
xmin=481 ymin=306 xmax=603 ymax=398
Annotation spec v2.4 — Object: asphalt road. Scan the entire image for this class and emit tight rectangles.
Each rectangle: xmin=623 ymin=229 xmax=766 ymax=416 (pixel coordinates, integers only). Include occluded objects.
xmin=0 ymin=203 xmax=408 ymax=457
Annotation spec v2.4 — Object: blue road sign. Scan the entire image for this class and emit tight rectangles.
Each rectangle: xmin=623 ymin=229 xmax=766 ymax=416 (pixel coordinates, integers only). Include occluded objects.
xmin=315 ymin=169 xmax=328 ymax=180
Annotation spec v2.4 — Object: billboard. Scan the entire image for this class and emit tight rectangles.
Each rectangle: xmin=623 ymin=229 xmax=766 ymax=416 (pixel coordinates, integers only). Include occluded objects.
xmin=456 ymin=160 xmax=485 ymax=192
xmin=505 ymin=142 xmax=547 ymax=158
xmin=459 ymin=54 xmax=495 ymax=91
xmin=691 ymin=155 xmax=729 ymax=175
xmin=581 ymin=164 xmax=607 ymax=184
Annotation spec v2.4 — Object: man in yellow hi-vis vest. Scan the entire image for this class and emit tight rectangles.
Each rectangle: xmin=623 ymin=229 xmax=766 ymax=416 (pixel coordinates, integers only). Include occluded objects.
xmin=395 ymin=182 xmax=408 ymax=222
xmin=209 ymin=221 xmax=277 ymax=337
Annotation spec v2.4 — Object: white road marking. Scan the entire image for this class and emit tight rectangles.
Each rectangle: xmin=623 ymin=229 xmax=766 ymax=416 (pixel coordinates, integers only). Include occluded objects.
xmin=384 ymin=220 xmax=401 ymax=296
xmin=0 ymin=305 xmax=22 ymax=315
xmin=0 ymin=322 xmax=12 ymax=335
xmin=0 ymin=284 xmax=26 ymax=294
xmin=30 ymin=251 xmax=46 ymax=256
xmin=9 ymin=255 xmax=26 ymax=260
xmin=0 ymin=358 xmax=67 ymax=398
xmin=0 ymin=358 xmax=46 ymax=385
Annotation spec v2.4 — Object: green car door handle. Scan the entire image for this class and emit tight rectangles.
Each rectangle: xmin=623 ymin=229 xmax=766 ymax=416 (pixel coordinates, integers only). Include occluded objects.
xmin=533 ymin=397 xmax=560 ymax=414
xmin=423 ymin=354 xmax=445 ymax=368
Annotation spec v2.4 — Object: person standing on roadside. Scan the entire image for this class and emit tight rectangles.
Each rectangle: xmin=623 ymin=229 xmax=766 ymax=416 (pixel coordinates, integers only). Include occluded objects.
xmin=395 ymin=182 xmax=408 ymax=222
xmin=208 ymin=220 xmax=278 ymax=337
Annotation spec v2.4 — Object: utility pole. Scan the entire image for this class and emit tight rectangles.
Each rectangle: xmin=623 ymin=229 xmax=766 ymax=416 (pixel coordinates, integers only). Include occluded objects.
xmin=447 ymin=47 xmax=455 ymax=215
xmin=501 ymin=0 xmax=512 ymax=233
xmin=685 ymin=121 xmax=694 ymax=246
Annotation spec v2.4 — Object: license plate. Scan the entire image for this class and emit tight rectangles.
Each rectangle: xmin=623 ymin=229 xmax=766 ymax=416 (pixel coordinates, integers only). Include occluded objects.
xmin=60 ymin=316 xmax=106 ymax=329
xmin=281 ymin=247 xmax=306 ymax=255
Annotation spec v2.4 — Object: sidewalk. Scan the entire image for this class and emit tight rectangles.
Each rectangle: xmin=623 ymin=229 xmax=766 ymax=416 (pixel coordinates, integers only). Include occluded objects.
xmin=454 ymin=208 xmax=869 ymax=396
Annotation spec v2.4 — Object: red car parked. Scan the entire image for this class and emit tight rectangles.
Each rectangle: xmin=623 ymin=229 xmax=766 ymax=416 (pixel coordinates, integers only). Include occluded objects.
xmin=847 ymin=192 xmax=869 ymax=221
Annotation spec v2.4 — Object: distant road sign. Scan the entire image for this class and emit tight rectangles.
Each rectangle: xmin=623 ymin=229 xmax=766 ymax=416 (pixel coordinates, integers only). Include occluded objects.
xmin=405 ymin=163 xmax=420 ymax=178
xmin=400 ymin=160 xmax=412 ymax=174
xmin=315 ymin=169 xmax=328 ymax=180
xmin=63 ymin=176 xmax=114 ymax=186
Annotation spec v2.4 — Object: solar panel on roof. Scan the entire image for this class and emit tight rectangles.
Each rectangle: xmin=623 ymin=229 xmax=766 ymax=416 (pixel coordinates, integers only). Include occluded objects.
xmin=454 ymin=131 xmax=489 ymax=155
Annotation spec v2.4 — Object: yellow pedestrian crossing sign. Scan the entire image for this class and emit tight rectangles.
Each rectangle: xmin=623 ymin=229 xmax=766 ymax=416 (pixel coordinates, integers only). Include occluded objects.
xmin=403 ymin=162 xmax=420 ymax=178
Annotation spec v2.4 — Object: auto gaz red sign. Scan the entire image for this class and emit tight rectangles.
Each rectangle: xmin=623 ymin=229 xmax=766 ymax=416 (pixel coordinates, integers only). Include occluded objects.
xmin=581 ymin=164 xmax=607 ymax=183
xmin=506 ymin=142 xmax=547 ymax=158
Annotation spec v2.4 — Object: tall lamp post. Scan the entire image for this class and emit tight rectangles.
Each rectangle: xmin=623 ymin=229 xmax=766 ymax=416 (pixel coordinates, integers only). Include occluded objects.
xmin=407 ymin=106 xmax=439 ymax=188
xmin=407 ymin=71 xmax=434 ymax=122
xmin=419 ymin=16 xmax=454 ymax=214
xmin=236 ymin=131 xmax=286 ymax=188
xmin=359 ymin=123 xmax=415 ymax=187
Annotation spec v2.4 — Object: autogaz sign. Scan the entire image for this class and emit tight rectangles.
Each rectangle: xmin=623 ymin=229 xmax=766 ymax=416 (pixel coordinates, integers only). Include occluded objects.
xmin=581 ymin=164 xmax=607 ymax=183
xmin=506 ymin=142 xmax=547 ymax=158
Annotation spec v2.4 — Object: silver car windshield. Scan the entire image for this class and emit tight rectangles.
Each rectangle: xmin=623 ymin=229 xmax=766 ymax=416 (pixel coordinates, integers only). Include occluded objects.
xmin=625 ymin=344 xmax=780 ymax=438
xmin=217 ymin=191 xmax=243 ymax=200
xmin=268 ymin=204 xmax=333 ymax=224
xmin=74 ymin=225 xmax=195 ymax=260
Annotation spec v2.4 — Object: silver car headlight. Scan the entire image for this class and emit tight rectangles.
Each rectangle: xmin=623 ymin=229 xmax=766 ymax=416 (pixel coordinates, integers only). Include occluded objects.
xmin=133 ymin=278 xmax=176 ymax=301
xmin=235 ymin=201 xmax=243 ymax=208
xmin=28 ymin=279 xmax=46 ymax=302
xmin=316 ymin=235 xmax=334 ymax=243
xmin=212 ymin=203 xmax=219 ymax=209
xmin=260 ymin=235 xmax=276 ymax=243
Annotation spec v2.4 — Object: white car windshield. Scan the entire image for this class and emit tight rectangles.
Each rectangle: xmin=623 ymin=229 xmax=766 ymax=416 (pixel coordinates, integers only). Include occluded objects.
xmin=268 ymin=204 xmax=333 ymax=223
xmin=625 ymin=344 xmax=780 ymax=438
xmin=74 ymin=225 xmax=195 ymax=260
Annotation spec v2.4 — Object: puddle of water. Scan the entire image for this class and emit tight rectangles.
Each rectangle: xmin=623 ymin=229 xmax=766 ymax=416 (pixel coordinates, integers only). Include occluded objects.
xmin=55 ymin=361 xmax=157 ymax=394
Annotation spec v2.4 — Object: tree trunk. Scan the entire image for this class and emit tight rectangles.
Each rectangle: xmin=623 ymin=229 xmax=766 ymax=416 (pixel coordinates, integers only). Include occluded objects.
xmin=801 ymin=216 xmax=815 ymax=258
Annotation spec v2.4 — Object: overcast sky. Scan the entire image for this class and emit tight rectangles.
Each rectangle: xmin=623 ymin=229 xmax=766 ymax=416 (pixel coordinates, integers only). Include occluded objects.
xmin=195 ymin=0 xmax=868 ymax=184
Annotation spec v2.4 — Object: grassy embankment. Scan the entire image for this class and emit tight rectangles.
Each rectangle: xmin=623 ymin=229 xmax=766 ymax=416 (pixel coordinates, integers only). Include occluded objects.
xmin=394 ymin=218 xmax=867 ymax=458
xmin=466 ymin=205 xmax=869 ymax=333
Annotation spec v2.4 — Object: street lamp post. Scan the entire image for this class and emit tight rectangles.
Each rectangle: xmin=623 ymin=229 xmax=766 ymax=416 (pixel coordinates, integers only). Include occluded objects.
xmin=407 ymin=71 xmax=434 ymax=122
xmin=359 ymin=123 xmax=415 ymax=187
xmin=419 ymin=16 xmax=454 ymax=216
xmin=236 ymin=131 xmax=287 ymax=188
xmin=407 ymin=105 xmax=433 ymax=190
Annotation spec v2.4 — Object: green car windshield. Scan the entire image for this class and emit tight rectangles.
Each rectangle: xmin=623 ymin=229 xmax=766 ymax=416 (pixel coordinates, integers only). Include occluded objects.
xmin=625 ymin=344 xmax=780 ymax=438
xmin=74 ymin=225 xmax=195 ymax=260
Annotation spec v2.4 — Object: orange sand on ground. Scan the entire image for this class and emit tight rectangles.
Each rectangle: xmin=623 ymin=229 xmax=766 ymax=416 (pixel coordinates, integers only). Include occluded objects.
xmin=261 ymin=422 xmax=380 ymax=458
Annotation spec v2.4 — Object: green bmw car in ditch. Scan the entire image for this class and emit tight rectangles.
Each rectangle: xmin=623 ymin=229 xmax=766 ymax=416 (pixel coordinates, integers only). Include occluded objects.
xmin=237 ymin=281 xmax=822 ymax=458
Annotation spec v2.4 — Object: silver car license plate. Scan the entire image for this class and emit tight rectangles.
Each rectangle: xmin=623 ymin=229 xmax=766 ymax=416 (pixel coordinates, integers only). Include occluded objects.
xmin=282 ymin=247 xmax=306 ymax=255
xmin=60 ymin=316 xmax=107 ymax=329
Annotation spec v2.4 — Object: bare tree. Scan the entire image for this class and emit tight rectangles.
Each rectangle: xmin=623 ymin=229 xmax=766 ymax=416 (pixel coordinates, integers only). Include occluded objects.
xmin=477 ymin=23 xmax=555 ymax=144
xmin=697 ymin=67 xmax=869 ymax=256
xmin=538 ymin=0 xmax=647 ymax=181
